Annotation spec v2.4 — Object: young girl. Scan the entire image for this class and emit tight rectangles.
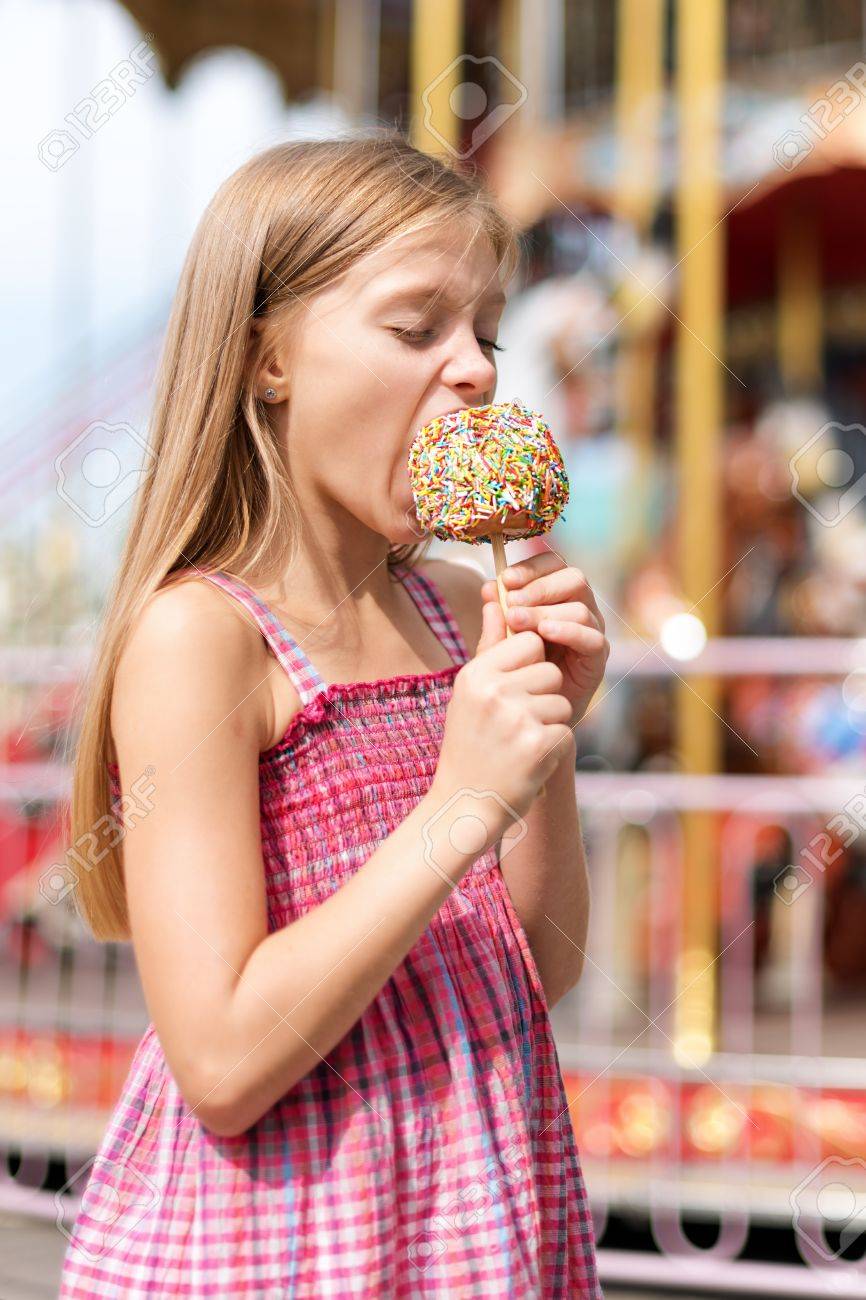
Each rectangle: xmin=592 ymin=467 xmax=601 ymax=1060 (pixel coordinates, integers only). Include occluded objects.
xmin=59 ymin=130 xmax=607 ymax=1298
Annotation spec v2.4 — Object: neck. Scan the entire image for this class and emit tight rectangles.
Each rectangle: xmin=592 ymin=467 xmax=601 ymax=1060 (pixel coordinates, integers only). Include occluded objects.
xmin=254 ymin=505 xmax=404 ymax=636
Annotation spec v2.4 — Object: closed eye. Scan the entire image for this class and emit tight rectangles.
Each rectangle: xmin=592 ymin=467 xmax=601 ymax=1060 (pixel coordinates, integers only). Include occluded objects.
xmin=390 ymin=327 xmax=504 ymax=353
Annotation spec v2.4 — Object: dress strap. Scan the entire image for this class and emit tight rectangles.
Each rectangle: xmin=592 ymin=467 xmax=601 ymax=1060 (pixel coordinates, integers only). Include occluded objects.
xmin=199 ymin=570 xmax=328 ymax=706
xmin=394 ymin=562 xmax=470 ymax=665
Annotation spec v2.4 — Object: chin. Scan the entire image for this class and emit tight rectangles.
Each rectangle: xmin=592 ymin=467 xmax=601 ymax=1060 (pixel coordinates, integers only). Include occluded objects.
xmin=392 ymin=505 xmax=429 ymax=544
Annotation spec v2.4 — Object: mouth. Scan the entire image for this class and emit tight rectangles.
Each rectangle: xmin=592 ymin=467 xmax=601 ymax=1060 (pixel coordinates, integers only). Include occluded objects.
xmin=414 ymin=405 xmax=471 ymax=439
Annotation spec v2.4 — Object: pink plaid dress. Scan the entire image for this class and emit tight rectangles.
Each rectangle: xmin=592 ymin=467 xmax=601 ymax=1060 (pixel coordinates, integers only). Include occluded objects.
xmin=59 ymin=561 xmax=601 ymax=1298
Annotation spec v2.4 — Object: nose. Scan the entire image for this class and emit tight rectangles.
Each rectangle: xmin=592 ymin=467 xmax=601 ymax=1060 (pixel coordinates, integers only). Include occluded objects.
xmin=440 ymin=323 xmax=498 ymax=398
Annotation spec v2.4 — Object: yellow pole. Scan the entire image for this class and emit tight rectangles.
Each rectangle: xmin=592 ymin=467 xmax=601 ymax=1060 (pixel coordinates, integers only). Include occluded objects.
xmin=673 ymin=0 xmax=725 ymax=1069
xmin=615 ymin=0 xmax=665 ymax=232
xmin=614 ymin=0 xmax=666 ymax=463
xmin=410 ymin=0 xmax=464 ymax=156
xmin=777 ymin=205 xmax=823 ymax=392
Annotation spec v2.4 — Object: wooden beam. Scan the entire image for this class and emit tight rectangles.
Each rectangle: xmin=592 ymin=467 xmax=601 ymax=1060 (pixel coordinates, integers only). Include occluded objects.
xmin=673 ymin=0 xmax=726 ymax=1069
xmin=410 ymin=0 xmax=463 ymax=156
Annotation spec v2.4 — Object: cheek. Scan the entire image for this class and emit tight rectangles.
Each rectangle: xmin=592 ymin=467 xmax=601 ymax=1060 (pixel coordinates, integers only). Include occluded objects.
xmin=288 ymin=343 xmax=382 ymax=451
xmin=289 ymin=326 xmax=435 ymax=493
xmin=304 ymin=329 xmax=429 ymax=421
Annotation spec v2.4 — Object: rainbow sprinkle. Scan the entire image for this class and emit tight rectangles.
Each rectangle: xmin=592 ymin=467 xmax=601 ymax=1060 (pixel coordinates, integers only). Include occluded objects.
xmin=407 ymin=400 xmax=570 ymax=545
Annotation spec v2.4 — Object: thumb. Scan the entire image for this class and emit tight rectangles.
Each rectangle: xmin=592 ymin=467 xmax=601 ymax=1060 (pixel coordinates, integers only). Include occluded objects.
xmin=475 ymin=595 xmax=507 ymax=656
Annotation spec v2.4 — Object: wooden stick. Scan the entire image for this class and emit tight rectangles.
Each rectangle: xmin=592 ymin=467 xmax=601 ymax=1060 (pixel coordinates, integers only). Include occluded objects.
xmin=491 ymin=533 xmax=512 ymax=637
xmin=490 ymin=533 xmax=546 ymax=798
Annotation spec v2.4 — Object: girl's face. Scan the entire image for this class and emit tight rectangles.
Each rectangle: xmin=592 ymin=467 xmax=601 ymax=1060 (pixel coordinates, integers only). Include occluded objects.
xmin=257 ymin=220 xmax=507 ymax=548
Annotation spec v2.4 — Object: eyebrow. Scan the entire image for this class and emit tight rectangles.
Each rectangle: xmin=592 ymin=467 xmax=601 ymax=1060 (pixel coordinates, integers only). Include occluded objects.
xmin=378 ymin=282 xmax=506 ymax=310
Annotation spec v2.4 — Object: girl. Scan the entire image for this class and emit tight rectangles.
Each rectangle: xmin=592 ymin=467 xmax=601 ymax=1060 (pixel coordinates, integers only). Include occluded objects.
xmin=60 ymin=131 xmax=607 ymax=1298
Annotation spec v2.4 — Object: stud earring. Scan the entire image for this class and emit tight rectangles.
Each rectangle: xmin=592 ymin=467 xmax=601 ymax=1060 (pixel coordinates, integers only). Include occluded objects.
xmin=264 ymin=387 xmax=276 ymax=401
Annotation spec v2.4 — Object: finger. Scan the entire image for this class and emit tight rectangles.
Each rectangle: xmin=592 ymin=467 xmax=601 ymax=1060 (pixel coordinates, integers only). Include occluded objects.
xmin=529 ymin=692 xmax=575 ymax=726
xmin=536 ymin=616 xmax=609 ymax=655
xmin=504 ymin=600 xmax=603 ymax=634
xmin=501 ymin=550 xmax=563 ymax=584
xmin=501 ymin=568 xmax=605 ymax=635
xmin=504 ymin=659 xmax=565 ymax=696
xmin=474 ymin=595 xmax=507 ymax=655
xmin=475 ymin=566 xmax=569 ymax=605
xmin=480 ymin=627 xmax=548 ymax=670
xmin=504 ymin=567 xmax=584 ymax=606
xmin=481 ymin=584 xmax=607 ymax=641
xmin=496 ymin=551 xmax=563 ymax=589
xmin=576 ymin=586 xmax=605 ymax=636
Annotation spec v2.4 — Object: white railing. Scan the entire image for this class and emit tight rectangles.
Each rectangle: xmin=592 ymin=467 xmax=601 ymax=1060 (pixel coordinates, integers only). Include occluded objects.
xmin=2 ymin=637 xmax=865 ymax=1292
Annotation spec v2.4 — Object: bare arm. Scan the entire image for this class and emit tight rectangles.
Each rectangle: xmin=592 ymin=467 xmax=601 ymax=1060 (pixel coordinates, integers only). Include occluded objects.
xmin=423 ymin=558 xmax=591 ymax=1007
xmin=112 ymin=581 xmax=502 ymax=1138
xmin=496 ymin=730 xmax=590 ymax=1007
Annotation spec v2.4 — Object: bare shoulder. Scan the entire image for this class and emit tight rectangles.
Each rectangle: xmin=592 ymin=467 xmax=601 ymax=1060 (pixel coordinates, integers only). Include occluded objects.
xmin=107 ymin=576 xmax=282 ymax=1127
xmin=112 ymin=575 xmax=279 ymax=759
xmin=417 ymin=556 xmax=486 ymax=655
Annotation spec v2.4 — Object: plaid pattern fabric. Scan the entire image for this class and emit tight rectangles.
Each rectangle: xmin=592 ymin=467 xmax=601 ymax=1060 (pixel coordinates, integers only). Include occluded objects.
xmin=60 ymin=562 xmax=601 ymax=1298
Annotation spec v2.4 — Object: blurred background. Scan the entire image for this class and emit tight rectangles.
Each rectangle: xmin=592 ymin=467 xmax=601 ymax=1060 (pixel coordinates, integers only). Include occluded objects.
xmin=4 ymin=0 xmax=866 ymax=1295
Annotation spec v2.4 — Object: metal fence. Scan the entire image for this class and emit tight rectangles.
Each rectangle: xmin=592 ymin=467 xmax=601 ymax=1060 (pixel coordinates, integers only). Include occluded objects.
xmin=1 ymin=638 xmax=865 ymax=1292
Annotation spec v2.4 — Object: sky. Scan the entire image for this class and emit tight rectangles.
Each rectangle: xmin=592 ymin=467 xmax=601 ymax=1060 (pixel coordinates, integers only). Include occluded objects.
xmin=0 ymin=0 xmax=542 ymax=580
xmin=1 ymin=0 xmax=354 ymax=509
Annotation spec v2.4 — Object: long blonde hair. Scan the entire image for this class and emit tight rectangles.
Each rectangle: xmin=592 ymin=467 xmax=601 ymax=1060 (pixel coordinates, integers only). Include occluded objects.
xmin=65 ymin=128 xmax=522 ymax=941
